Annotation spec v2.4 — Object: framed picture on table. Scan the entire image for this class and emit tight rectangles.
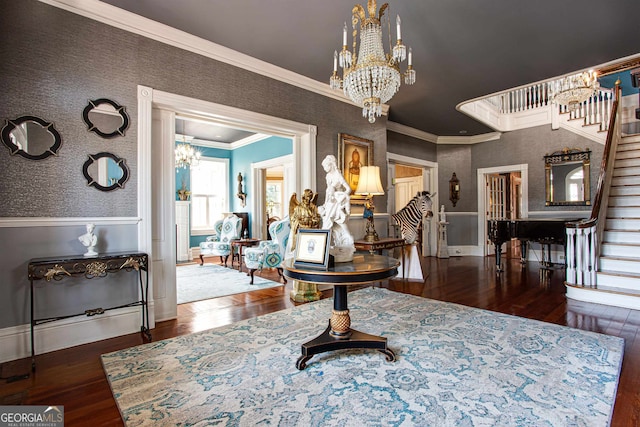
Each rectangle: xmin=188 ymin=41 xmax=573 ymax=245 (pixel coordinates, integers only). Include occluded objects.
xmin=338 ymin=133 xmax=373 ymax=204
xmin=293 ymin=229 xmax=332 ymax=270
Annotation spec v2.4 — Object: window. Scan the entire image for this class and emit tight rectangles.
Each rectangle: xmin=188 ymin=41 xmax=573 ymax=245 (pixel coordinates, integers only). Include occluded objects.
xmin=190 ymin=158 xmax=229 ymax=234
xmin=266 ymin=179 xmax=283 ymax=218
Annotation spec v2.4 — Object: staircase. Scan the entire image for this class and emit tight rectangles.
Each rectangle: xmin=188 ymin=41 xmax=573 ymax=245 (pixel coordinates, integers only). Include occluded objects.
xmin=566 ymin=134 xmax=640 ymax=309
xmin=598 ymin=135 xmax=640 ymax=294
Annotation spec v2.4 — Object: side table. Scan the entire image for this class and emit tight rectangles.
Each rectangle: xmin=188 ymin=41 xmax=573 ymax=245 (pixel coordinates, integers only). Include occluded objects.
xmin=231 ymin=238 xmax=260 ymax=273
xmin=283 ymin=254 xmax=399 ymax=370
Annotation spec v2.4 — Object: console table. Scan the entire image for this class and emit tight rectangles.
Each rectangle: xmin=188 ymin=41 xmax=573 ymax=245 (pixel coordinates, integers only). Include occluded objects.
xmin=28 ymin=251 xmax=151 ymax=370
xmin=354 ymin=237 xmax=407 ymax=278
xmin=283 ymin=254 xmax=399 ymax=370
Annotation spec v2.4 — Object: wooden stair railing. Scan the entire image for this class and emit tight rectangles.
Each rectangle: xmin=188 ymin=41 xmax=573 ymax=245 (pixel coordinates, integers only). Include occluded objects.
xmin=565 ymin=82 xmax=622 ymax=286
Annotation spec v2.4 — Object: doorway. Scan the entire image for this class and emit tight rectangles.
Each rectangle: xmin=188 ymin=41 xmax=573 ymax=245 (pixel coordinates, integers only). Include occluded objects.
xmin=477 ymin=164 xmax=529 ymax=257
xmin=387 ymin=153 xmax=438 ymax=256
xmin=138 ymin=86 xmax=316 ymax=322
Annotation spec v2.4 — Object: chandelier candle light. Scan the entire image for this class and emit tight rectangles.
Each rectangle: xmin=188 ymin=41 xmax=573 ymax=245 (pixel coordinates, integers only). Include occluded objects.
xmin=552 ymin=70 xmax=599 ymax=112
xmin=330 ymin=0 xmax=416 ymax=123
xmin=175 ymin=124 xmax=201 ymax=170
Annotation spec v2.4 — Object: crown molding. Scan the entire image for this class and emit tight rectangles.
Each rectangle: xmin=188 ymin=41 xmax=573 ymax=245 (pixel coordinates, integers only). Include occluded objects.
xmin=437 ymin=132 xmax=502 ymax=145
xmin=387 ymin=121 xmax=438 ymax=143
xmin=388 ymin=121 xmax=501 ymax=145
xmin=39 ymin=0 xmax=361 ymax=107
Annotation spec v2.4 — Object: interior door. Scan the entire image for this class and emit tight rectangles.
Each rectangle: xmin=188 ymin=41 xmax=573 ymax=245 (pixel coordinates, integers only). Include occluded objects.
xmin=152 ymin=108 xmax=177 ymax=320
xmin=485 ymin=173 xmax=507 ymax=256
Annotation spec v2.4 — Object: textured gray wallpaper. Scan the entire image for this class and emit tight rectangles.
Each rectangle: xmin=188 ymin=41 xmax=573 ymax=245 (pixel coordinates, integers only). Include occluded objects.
xmin=387 ymin=131 xmax=437 ymax=162
xmin=0 ymin=0 xmax=386 ymax=329
xmin=0 ymin=0 xmax=386 ymax=219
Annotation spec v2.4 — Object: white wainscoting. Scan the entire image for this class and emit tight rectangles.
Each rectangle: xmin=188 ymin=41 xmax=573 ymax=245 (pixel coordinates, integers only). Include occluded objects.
xmin=0 ymin=303 xmax=155 ymax=364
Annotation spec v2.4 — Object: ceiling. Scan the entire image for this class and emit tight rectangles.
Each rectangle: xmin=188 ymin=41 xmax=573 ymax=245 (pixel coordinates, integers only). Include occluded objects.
xmin=101 ymin=0 xmax=640 ymax=138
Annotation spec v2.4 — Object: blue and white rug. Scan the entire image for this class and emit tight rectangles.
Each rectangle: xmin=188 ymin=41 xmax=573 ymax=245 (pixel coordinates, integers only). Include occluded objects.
xmin=102 ymin=287 xmax=624 ymax=426
xmin=176 ymin=263 xmax=283 ymax=304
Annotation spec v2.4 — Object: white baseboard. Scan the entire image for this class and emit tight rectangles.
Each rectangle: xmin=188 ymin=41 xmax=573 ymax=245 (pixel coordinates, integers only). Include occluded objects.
xmin=447 ymin=245 xmax=483 ymax=257
xmin=0 ymin=303 xmax=155 ymax=364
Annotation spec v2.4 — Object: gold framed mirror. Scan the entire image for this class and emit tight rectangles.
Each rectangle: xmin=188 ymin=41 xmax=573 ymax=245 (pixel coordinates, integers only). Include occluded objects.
xmin=544 ymin=148 xmax=591 ymax=206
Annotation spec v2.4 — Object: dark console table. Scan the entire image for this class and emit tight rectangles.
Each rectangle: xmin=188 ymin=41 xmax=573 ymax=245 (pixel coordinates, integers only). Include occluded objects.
xmin=28 ymin=251 xmax=151 ymax=370
xmin=283 ymin=254 xmax=399 ymax=370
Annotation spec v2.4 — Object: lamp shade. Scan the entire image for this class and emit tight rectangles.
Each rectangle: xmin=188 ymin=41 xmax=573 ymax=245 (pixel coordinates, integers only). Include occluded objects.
xmin=355 ymin=166 xmax=385 ymax=196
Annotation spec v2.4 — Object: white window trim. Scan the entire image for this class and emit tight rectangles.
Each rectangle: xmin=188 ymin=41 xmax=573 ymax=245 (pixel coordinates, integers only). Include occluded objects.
xmin=190 ymin=157 xmax=230 ymax=234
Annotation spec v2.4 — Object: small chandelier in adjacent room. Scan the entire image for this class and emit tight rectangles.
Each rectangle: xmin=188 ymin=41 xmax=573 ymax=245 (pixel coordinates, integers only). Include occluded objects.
xmin=175 ymin=121 xmax=201 ymax=169
xmin=552 ymin=70 xmax=599 ymax=112
xmin=330 ymin=0 xmax=416 ymax=123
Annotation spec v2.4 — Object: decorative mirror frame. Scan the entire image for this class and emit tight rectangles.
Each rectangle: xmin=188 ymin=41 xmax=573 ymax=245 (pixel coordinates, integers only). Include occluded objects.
xmin=82 ymin=98 xmax=130 ymax=138
xmin=544 ymin=148 xmax=591 ymax=206
xmin=1 ymin=115 xmax=62 ymax=160
xmin=82 ymin=152 xmax=130 ymax=191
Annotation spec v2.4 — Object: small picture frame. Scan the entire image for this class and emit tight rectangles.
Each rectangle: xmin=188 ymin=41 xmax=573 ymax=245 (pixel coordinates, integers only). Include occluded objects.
xmin=338 ymin=133 xmax=374 ymax=205
xmin=293 ymin=229 xmax=332 ymax=270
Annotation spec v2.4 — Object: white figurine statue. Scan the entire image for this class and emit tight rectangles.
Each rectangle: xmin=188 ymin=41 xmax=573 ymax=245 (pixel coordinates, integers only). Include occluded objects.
xmin=439 ymin=205 xmax=448 ymax=224
xmin=79 ymin=223 xmax=98 ymax=257
xmin=318 ymin=155 xmax=355 ymax=262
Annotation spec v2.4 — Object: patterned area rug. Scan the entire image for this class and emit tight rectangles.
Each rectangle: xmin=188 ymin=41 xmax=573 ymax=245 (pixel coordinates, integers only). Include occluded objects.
xmin=102 ymin=287 xmax=624 ymax=426
xmin=176 ymin=263 xmax=283 ymax=304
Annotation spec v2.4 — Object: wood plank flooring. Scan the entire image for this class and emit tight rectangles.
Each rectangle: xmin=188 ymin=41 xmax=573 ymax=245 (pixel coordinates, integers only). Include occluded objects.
xmin=1 ymin=255 xmax=638 ymax=426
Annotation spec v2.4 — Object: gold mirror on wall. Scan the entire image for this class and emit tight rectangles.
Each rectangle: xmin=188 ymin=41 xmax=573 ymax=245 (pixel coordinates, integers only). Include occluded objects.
xmin=82 ymin=152 xmax=130 ymax=191
xmin=544 ymin=148 xmax=591 ymax=206
xmin=1 ymin=115 xmax=62 ymax=160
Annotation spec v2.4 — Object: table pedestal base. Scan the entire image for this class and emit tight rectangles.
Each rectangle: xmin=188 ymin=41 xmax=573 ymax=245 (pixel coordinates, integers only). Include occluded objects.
xmin=296 ymin=321 xmax=396 ymax=370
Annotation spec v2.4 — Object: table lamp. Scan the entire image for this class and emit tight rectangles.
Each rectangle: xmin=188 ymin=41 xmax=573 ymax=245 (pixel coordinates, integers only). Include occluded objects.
xmin=355 ymin=166 xmax=385 ymax=242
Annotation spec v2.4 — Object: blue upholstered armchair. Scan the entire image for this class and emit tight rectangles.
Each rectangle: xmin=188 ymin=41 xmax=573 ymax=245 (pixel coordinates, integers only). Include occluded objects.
xmin=198 ymin=215 xmax=242 ymax=267
xmin=244 ymin=217 xmax=290 ymax=284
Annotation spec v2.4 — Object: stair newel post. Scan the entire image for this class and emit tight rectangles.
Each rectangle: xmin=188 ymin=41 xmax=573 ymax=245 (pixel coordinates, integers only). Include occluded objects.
xmin=566 ymin=227 xmax=576 ymax=284
xmin=588 ymin=226 xmax=597 ymax=286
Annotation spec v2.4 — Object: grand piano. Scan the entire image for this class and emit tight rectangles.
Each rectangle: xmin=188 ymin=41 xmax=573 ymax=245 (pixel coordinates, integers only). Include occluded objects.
xmin=487 ymin=218 xmax=578 ymax=272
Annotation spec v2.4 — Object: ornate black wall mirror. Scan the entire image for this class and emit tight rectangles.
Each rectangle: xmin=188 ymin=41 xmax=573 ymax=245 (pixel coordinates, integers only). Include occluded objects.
xmin=545 ymin=148 xmax=591 ymax=206
xmin=82 ymin=152 xmax=130 ymax=191
xmin=82 ymin=98 xmax=130 ymax=138
xmin=1 ymin=115 xmax=62 ymax=160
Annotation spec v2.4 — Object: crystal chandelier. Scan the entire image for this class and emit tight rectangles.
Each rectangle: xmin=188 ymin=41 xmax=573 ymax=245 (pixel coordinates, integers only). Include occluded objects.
xmin=552 ymin=70 xmax=599 ymax=112
xmin=330 ymin=0 xmax=415 ymax=123
xmin=175 ymin=123 xmax=201 ymax=169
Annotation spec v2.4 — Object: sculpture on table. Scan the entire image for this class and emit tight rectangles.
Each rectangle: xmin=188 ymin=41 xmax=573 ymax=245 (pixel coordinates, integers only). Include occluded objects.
xmin=289 ymin=189 xmax=322 ymax=252
xmin=318 ymin=154 xmax=355 ymax=262
xmin=79 ymin=223 xmax=98 ymax=257
xmin=288 ymin=189 xmax=323 ymax=302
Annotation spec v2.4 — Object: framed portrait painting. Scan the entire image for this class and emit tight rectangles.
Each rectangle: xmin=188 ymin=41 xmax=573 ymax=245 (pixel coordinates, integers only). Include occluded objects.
xmin=293 ymin=229 xmax=332 ymax=270
xmin=338 ymin=133 xmax=373 ymax=204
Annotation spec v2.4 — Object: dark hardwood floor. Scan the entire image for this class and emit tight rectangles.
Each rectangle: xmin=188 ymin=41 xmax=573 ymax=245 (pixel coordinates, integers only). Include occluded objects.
xmin=1 ymin=255 xmax=638 ymax=426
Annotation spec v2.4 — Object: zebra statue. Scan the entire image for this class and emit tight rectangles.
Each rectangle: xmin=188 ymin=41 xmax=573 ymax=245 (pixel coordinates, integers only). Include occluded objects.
xmin=392 ymin=191 xmax=434 ymax=244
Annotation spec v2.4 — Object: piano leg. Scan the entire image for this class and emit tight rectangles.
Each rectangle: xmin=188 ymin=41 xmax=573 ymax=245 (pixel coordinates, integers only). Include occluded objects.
xmin=519 ymin=239 xmax=528 ymax=265
xmin=494 ymin=242 xmax=503 ymax=273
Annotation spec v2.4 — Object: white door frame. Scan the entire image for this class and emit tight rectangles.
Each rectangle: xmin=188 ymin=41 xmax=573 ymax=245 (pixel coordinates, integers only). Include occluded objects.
xmin=386 ymin=153 xmax=438 ymax=256
xmin=138 ymin=86 xmax=316 ymax=321
xmin=476 ymin=164 xmax=529 ymax=256
xmin=251 ymin=154 xmax=294 ymax=239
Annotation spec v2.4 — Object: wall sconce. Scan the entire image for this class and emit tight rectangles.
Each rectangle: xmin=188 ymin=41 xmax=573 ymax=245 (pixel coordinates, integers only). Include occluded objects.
xmin=237 ymin=172 xmax=247 ymax=207
xmin=449 ymin=172 xmax=460 ymax=207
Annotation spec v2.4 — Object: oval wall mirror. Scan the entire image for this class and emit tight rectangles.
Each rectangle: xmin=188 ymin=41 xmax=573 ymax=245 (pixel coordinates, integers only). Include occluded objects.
xmin=82 ymin=152 xmax=130 ymax=191
xmin=1 ymin=115 xmax=62 ymax=160
xmin=82 ymin=98 xmax=130 ymax=138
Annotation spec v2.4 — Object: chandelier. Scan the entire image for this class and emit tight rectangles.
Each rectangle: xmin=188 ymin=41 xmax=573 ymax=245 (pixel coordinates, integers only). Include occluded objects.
xmin=175 ymin=123 xmax=201 ymax=169
xmin=330 ymin=0 xmax=415 ymax=123
xmin=552 ymin=70 xmax=599 ymax=112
